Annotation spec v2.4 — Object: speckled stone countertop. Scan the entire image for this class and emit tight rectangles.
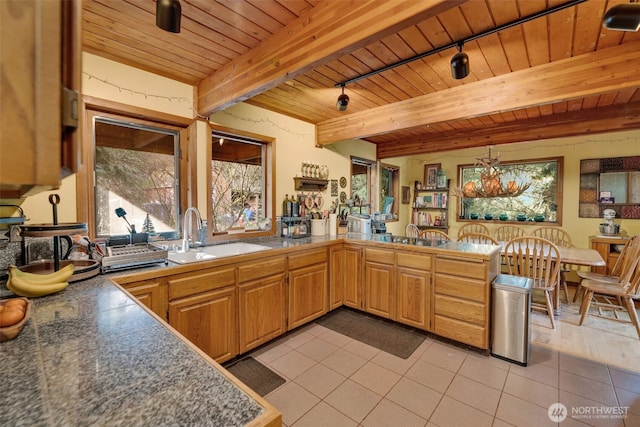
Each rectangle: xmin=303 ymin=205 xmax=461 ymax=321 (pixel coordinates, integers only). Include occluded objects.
xmin=0 ymin=270 xmax=268 ymax=426
xmin=0 ymin=234 xmax=499 ymax=426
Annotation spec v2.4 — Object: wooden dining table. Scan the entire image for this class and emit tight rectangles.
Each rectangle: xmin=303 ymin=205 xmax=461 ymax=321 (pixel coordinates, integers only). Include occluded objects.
xmin=499 ymin=242 xmax=606 ymax=313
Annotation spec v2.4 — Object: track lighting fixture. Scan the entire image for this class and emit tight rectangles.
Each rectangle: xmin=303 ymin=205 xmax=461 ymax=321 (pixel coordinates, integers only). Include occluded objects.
xmin=156 ymin=0 xmax=182 ymax=33
xmin=336 ymin=85 xmax=349 ymax=111
xmin=602 ymin=0 xmax=640 ymax=31
xmin=450 ymin=42 xmax=469 ymax=80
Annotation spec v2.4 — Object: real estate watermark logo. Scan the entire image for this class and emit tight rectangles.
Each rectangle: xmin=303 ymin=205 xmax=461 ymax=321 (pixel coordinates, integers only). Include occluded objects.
xmin=548 ymin=403 xmax=629 ymax=422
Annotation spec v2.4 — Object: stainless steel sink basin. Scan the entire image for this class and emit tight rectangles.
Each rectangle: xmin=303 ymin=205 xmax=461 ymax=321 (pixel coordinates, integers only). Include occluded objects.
xmin=167 ymin=242 xmax=272 ymax=264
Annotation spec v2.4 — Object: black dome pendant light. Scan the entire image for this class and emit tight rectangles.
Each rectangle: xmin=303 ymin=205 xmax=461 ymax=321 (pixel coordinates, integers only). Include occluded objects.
xmin=336 ymin=85 xmax=349 ymax=111
xmin=602 ymin=0 xmax=640 ymax=31
xmin=450 ymin=42 xmax=469 ymax=80
xmin=156 ymin=0 xmax=182 ymax=33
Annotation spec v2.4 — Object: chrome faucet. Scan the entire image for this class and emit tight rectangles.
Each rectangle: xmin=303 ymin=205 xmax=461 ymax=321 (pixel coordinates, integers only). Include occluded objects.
xmin=181 ymin=207 xmax=202 ymax=252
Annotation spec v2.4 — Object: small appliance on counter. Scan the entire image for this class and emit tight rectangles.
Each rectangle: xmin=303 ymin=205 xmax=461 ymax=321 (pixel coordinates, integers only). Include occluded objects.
xmin=347 ymin=214 xmax=371 ymax=235
xmin=599 ymin=209 xmax=620 ymax=236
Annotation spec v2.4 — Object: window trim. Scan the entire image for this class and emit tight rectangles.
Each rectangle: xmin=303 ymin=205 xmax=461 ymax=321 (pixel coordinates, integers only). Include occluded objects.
xmin=455 ymin=156 xmax=564 ymax=225
xmin=78 ymin=96 xmax=191 ymax=239
xmin=206 ymin=122 xmax=276 ymax=242
xmin=379 ymin=162 xmax=400 ymax=221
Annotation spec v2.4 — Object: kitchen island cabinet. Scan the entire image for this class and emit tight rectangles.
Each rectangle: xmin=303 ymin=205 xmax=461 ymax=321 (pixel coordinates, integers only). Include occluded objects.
xmin=364 ymin=247 xmax=395 ymax=319
xmin=433 ymin=250 xmax=500 ymax=349
xmin=396 ymin=252 xmax=432 ymax=330
xmin=287 ymin=247 xmax=328 ymax=330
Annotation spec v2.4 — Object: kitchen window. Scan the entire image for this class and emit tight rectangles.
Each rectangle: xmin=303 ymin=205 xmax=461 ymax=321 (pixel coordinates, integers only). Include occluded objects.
xmin=380 ymin=163 xmax=399 ymax=220
xmin=208 ymin=127 xmax=274 ymax=235
xmin=351 ymin=156 xmax=376 ymax=214
xmin=93 ymin=118 xmax=181 ymax=237
xmin=457 ymin=157 xmax=563 ymax=224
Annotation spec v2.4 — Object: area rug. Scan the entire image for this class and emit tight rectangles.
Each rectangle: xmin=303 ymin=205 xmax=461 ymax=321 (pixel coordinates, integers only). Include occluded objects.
xmin=317 ymin=308 xmax=426 ymax=359
xmin=225 ymin=357 xmax=286 ymax=397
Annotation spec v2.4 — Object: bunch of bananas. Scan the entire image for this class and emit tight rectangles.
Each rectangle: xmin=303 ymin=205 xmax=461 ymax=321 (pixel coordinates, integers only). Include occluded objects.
xmin=6 ymin=264 xmax=74 ymax=297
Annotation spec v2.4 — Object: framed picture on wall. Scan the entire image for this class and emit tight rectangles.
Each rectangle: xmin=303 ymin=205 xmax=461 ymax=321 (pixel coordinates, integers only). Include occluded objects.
xmin=424 ymin=163 xmax=441 ymax=189
xmin=401 ymin=186 xmax=410 ymax=204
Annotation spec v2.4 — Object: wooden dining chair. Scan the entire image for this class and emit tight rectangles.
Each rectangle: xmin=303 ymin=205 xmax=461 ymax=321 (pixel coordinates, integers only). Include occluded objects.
xmin=493 ymin=225 xmax=526 ymax=242
xmin=531 ymin=226 xmax=572 ymax=303
xmin=578 ymin=241 xmax=640 ymax=339
xmin=457 ymin=232 xmax=499 ymax=245
xmin=504 ymin=236 xmax=561 ymax=329
xmin=419 ymin=229 xmax=451 ymax=242
xmin=405 ymin=223 xmax=420 ymax=238
xmin=574 ymin=235 xmax=640 ymax=302
xmin=457 ymin=223 xmax=490 ymax=238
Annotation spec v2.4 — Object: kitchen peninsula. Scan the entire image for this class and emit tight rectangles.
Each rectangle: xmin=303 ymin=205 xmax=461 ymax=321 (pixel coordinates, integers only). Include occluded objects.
xmin=0 ymin=234 xmax=500 ymax=425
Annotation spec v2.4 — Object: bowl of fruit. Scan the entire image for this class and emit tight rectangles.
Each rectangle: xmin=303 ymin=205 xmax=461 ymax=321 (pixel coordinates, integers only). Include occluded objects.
xmin=0 ymin=297 xmax=31 ymax=342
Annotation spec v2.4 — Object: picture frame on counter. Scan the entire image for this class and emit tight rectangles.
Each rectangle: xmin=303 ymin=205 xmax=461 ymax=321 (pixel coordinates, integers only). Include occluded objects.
xmin=424 ymin=163 xmax=441 ymax=189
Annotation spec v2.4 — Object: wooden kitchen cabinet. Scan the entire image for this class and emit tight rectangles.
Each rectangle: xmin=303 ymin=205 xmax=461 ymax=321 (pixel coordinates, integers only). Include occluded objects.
xmin=167 ymin=266 xmax=238 ymax=363
xmin=119 ymin=278 xmax=168 ymax=322
xmin=364 ymin=248 xmax=395 ymax=319
xmin=396 ymin=252 xmax=432 ymax=330
xmin=590 ymin=235 xmax=628 ymax=275
xmin=0 ymin=0 xmax=81 ymax=198
xmin=169 ymin=287 xmax=238 ymax=363
xmin=288 ymin=248 xmax=328 ymax=330
xmin=433 ymin=253 xmax=499 ymax=349
xmin=238 ymin=256 xmax=287 ymax=353
xmin=329 ymin=244 xmax=344 ymax=310
xmin=343 ymin=245 xmax=363 ymax=309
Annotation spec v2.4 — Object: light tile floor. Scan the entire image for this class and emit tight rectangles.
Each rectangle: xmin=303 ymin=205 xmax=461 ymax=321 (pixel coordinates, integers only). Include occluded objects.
xmin=250 ymin=315 xmax=640 ymax=427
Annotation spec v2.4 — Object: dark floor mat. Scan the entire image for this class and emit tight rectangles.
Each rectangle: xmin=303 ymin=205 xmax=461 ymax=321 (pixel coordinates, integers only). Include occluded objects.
xmin=225 ymin=357 xmax=286 ymax=397
xmin=317 ymin=308 xmax=426 ymax=359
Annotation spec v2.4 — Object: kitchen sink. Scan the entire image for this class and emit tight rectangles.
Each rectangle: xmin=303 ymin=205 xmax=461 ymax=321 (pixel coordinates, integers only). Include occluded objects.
xmin=167 ymin=242 xmax=272 ymax=264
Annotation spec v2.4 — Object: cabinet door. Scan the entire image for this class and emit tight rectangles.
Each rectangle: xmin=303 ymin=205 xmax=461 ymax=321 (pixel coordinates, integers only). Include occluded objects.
xmin=169 ymin=286 xmax=238 ymax=363
xmin=329 ymin=245 xmax=344 ymax=310
xmin=121 ymin=279 xmax=168 ymax=321
xmin=0 ymin=0 xmax=80 ymax=197
xmin=343 ymin=246 xmax=362 ymax=309
xmin=364 ymin=261 xmax=394 ymax=319
xmin=288 ymin=263 xmax=328 ymax=330
xmin=396 ymin=266 xmax=430 ymax=330
xmin=238 ymin=274 xmax=286 ymax=353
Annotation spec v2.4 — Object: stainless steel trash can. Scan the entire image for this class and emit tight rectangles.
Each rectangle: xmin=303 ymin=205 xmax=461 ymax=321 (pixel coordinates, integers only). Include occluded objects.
xmin=491 ymin=274 xmax=533 ymax=366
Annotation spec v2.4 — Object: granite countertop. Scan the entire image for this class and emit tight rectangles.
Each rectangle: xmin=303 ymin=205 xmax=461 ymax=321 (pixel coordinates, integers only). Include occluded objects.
xmin=0 ymin=233 xmax=498 ymax=425
xmin=0 ymin=272 xmax=268 ymax=426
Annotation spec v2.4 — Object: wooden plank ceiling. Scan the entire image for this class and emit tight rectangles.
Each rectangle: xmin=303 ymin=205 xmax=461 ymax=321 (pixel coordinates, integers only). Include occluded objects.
xmin=82 ymin=0 xmax=640 ymax=159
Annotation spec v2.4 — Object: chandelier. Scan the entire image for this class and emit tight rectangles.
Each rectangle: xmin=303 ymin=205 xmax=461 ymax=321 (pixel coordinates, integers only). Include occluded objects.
xmin=453 ymin=148 xmax=531 ymax=198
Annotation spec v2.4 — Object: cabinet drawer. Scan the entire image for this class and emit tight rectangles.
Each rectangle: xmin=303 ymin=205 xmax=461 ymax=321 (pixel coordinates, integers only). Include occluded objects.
xmin=434 ymin=294 xmax=485 ymax=325
xmin=238 ymin=256 xmax=286 ymax=283
xmin=168 ymin=267 xmax=236 ymax=299
xmin=397 ymin=252 xmax=431 ymax=271
xmin=365 ymin=248 xmax=394 ymax=264
xmin=288 ymin=248 xmax=327 ymax=270
xmin=436 ymin=257 xmax=487 ymax=279
xmin=434 ymin=273 xmax=486 ymax=303
xmin=434 ymin=315 xmax=486 ymax=349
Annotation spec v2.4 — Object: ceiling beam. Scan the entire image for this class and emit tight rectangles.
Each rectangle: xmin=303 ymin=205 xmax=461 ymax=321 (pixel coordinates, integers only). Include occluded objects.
xmin=197 ymin=0 xmax=463 ymax=115
xmin=317 ymin=40 xmax=640 ymax=145
xmin=376 ymin=102 xmax=640 ymax=158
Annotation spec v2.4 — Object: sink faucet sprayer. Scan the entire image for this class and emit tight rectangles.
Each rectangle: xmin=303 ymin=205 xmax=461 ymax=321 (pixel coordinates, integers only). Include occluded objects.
xmin=181 ymin=207 xmax=202 ymax=252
